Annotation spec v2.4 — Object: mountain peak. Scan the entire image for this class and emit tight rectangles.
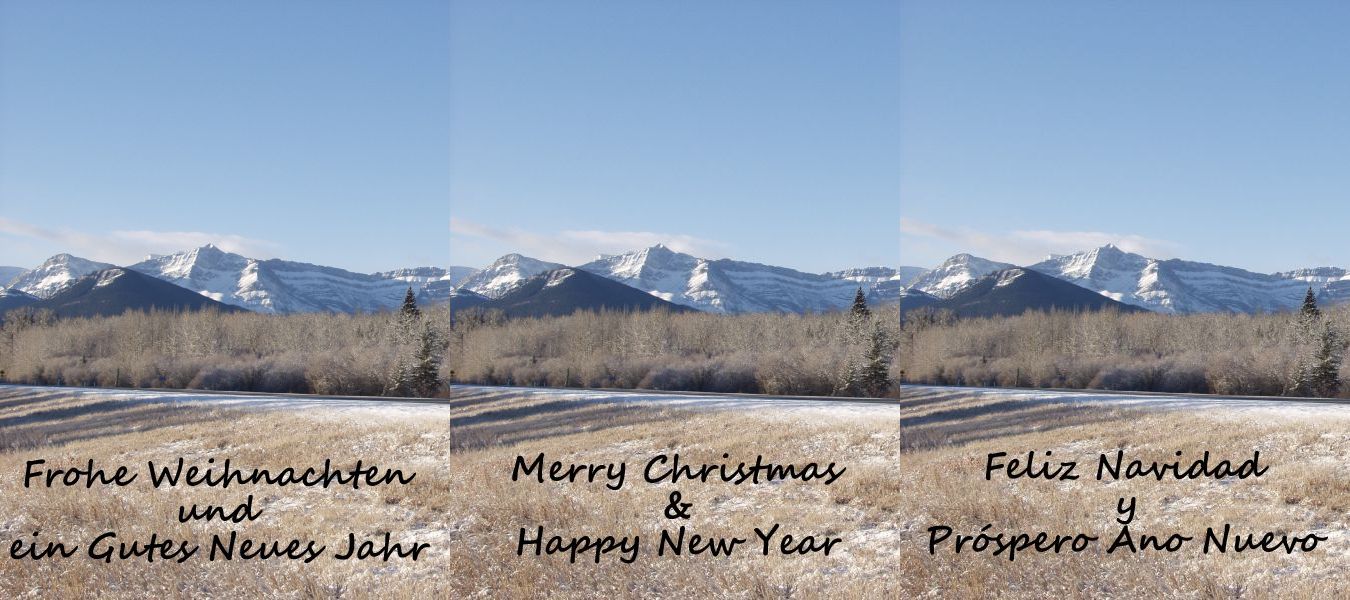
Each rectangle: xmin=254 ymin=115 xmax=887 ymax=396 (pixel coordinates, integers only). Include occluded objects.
xmin=457 ymin=254 xmax=565 ymax=299
xmin=191 ymin=243 xmax=234 ymax=258
xmin=43 ymin=253 xmax=79 ymax=265
xmin=477 ymin=267 xmax=694 ymax=318
xmin=1092 ymin=243 xmax=1131 ymax=257
xmin=907 ymin=254 xmax=1015 ymax=299
xmin=9 ymin=254 xmax=116 ymax=299
xmin=929 ymin=267 xmax=1146 ymax=318
xmin=637 ymin=243 xmax=687 ymax=259
xmin=492 ymin=253 xmax=529 ymax=265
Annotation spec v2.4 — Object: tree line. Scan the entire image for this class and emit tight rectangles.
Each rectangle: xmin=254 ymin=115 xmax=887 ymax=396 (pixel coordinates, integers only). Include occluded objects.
xmin=447 ymin=288 xmax=898 ymax=396
xmin=898 ymin=289 xmax=1347 ymax=398
xmin=0 ymin=288 xmax=447 ymax=397
xmin=4 ymin=284 xmax=1344 ymax=399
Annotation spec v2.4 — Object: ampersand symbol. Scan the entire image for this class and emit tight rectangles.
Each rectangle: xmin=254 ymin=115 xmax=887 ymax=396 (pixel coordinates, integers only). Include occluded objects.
xmin=664 ymin=491 xmax=692 ymax=520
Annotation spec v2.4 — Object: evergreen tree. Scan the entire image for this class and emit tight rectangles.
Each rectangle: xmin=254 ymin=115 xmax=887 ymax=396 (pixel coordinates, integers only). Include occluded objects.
xmin=385 ymin=287 xmax=432 ymax=397
xmin=1301 ymin=287 xmax=1320 ymax=319
xmin=1296 ymin=287 xmax=1321 ymax=338
xmin=846 ymin=288 xmax=870 ymax=340
xmin=833 ymin=354 xmax=862 ymax=397
xmin=384 ymin=355 xmax=413 ymax=397
xmin=1310 ymin=321 xmax=1343 ymax=398
xmin=396 ymin=287 xmax=421 ymax=341
xmin=410 ymin=321 xmax=444 ymax=397
xmin=834 ymin=290 xmax=893 ymax=397
xmin=1285 ymin=289 xmax=1343 ymax=397
xmin=859 ymin=323 xmax=892 ymax=396
xmin=850 ymin=288 xmax=870 ymax=319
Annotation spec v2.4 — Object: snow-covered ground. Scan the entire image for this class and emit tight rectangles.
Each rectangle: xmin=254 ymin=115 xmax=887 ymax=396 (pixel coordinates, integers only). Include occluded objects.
xmin=6 ymin=382 xmax=1347 ymax=424
xmin=451 ymin=383 xmax=1350 ymax=423
xmin=896 ymin=384 xmax=1350 ymax=422
xmin=0 ymin=384 xmax=447 ymax=423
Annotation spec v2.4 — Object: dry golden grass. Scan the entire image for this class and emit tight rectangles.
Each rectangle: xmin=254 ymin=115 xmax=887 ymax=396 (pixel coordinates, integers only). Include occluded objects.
xmin=2 ymin=385 xmax=1347 ymax=599
xmin=445 ymin=387 xmax=1350 ymax=599
xmin=0 ymin=388 xmax=451 ymax=599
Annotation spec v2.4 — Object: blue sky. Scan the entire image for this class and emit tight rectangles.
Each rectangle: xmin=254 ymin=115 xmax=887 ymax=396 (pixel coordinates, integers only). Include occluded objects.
xmin=0 ymin=1 xmax=451 ymax=272
xmin=901 ymin=2 xmax=1350 ymax=273
xmin=11 ymin=3 xmax=1336 ymax=277
xmin=449 ymin=1 xmax=901 ymax=272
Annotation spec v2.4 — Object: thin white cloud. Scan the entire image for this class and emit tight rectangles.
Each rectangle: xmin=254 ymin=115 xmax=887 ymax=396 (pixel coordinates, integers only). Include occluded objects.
xmin=899 ymin=217 xmax=1182 ymax=266
xmin=450 ymin=217 xmax=732 ymax=266
xmin=0 ymin=217 xmax=283 ymax=265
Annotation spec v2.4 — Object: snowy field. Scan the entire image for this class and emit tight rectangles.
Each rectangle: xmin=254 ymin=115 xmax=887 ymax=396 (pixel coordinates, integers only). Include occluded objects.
xmin=1 ymin=384 xmax=1347 ymax=598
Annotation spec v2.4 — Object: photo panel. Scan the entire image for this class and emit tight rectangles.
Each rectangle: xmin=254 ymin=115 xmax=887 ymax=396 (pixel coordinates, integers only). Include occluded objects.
xmin=443 ymin=2 xmax=917 ymax=596
xmin=1 ymin=2 xmax=455 ymax=596
xmin=895 ymin=3 xmax=1350 ymax=596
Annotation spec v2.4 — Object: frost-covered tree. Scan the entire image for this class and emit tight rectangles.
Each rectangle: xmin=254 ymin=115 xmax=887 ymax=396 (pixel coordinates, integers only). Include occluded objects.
xmin=846 ymin=288 xmax=870 ymax=338
xmin=402 ymin=287 xmax=421 ymax=316
xmin=1301 ymin=287 xmax=1321 ymax=319
xmin=385 ymin=288 xmax=444 ymax=396
xmin=1310 ymin=321 xmax=1343 ymax=398
xmin=410 ymin=320 xmax=444 ymax=397
xmin=834 ymin=291 xmax=893 ymax=397
xmin=1286 ymin=290 xmax=1344 ymax=397
xmin=1296 ymin=287 xmax=1321 ymax=338
xmin=859 ymin=323 xmax=892 ymax=397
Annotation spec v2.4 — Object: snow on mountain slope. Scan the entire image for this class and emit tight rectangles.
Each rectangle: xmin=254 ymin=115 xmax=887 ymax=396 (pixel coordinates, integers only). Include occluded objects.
xmin=1030 ymin=245 xmax=1310 ymax=314
xmin=826 ymin=266 xmax=902 ymax=285
xmin=30 ymin=267 xmax=244 ymax=318
xmin=825 ymin=267 xmax=921 ymax=305
xmin=456 ymin=254 xmax=564 ymax=299
xmin=578 ymin=244 xmax=864 ymax=313
xmin=931 ymin=267 xmax=1145 ymax=318
xmin=373 ymin=266 xmax=476 ymax=305
xmin=6 ymin=254 xmax=115 ymax=298
xmin=129 ymin=245 xmax=427 ymax=313
xmin=908 ymin=254 xmax=1015 ymax=298
xmin=1276 ymin=267 xmax=1350 ymax=306
xmin=479 ymin=267 xmax=695 ymax=318
xmin=830 ymin=265 xmax=926 ymax=288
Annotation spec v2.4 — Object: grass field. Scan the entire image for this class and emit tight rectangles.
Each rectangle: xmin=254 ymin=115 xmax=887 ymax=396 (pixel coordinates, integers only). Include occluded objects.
xmin=1 ymin=385 xmax=1347 ymax=598
xmin=445 ymin=387 xmax=1349 ymax=599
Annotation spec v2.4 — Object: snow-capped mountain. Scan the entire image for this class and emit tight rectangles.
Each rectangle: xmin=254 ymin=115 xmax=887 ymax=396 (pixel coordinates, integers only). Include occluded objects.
xmin=926 ymin=267 xmax=1145 ymax=318
xmin=1029 ymin=245 xmax=1311 ymax=314
xmin=5 ymin=254 xmax=115 ymax=298
xmin=377 ymin=266 xmax=477 ymax=288
xmin=827 ymin=266 xmax=927 ymax=305
xmin=373 ymin=266 xmax=475 ymax=305
xmin=30 ymin=267 xmax=244 ymax=319
xmin=828 ymin=266 xmax=926 ymax=288
xmin=908 ymin=254 xmax=1015 ymax=298
xmin=467 ymin=267 xmax=694 ymax=318
xmin=576 ymin=244 xmax=865 ymax=313
xmin=129 ymin=245 xmax=445 ymax=314
xmin=1278 ymin=267 xmax=1350 ymax=306
xmin=456 ymin=254 xmax=565 ymax=299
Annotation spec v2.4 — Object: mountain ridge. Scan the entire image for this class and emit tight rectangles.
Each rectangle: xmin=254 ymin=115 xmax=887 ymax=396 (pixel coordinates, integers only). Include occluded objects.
xmin=466 ymin=267 xmax=694 ymax=318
